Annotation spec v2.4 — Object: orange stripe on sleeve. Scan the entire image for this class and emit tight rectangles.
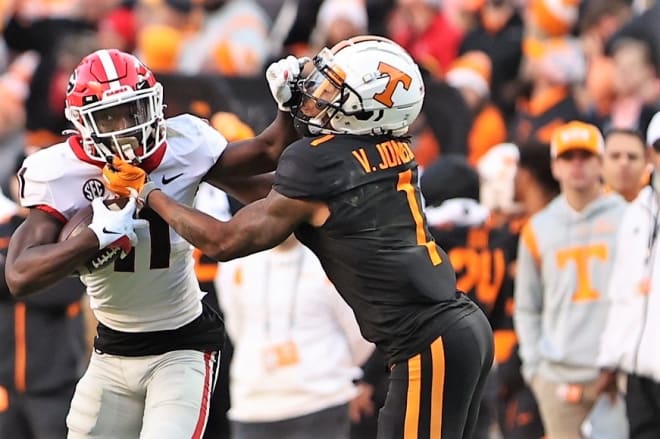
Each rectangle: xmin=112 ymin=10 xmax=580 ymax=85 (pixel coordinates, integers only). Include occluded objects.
xmin=430 ymin=337 xmax=446 ymax=438
xmin=404 ymin=353 xmax=421 ymax=439
xmin=521 ymin=222 xmax=541 ymax=268
xmin=310 ymin=134 xmax=335 ymax=146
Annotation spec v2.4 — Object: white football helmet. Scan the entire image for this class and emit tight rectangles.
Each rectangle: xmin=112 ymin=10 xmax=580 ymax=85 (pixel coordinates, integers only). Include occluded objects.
xmin=292 ymin=36 xmax=425 ymax=136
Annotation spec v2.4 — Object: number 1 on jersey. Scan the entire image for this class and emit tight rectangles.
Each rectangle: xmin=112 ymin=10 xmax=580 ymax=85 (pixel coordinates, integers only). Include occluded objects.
xmin=114 ymin=208 xmax=171 ymax=272
xmin=397 ymin=169 xmax=442 ymax=265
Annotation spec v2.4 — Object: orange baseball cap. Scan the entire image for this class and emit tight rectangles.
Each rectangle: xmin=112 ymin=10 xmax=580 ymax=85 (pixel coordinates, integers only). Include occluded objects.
xmin=550 ymin=121 xmax=605 ymax=158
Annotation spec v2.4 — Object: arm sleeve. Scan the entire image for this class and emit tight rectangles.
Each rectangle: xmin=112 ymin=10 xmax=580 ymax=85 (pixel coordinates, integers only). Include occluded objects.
xmin=513 ymin=222 xmax=544 ymax=383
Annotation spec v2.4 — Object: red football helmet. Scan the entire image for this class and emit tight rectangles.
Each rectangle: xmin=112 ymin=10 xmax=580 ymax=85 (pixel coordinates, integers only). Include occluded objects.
xmin=64 ymin=49 xmax=165 ymax=163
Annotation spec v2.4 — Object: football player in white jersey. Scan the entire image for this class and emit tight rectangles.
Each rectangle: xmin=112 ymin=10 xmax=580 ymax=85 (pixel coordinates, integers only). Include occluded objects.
xmin=4 ymin=49 xmax=304 ymax=439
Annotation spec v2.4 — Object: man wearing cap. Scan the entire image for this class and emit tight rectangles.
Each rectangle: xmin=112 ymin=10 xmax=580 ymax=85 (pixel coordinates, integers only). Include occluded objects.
xmin=514 ymin=121 xmax=626 ymax=438
xmin=596 ymin=111 xmax=660 ymax=438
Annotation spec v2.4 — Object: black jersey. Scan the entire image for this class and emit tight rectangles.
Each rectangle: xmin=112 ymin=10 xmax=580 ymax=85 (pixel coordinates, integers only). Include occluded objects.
xmin=273 ymin=134 xmax=479 ymax=364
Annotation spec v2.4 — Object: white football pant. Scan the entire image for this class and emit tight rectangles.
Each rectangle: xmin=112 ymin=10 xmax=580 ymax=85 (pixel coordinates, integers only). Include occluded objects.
xmin=67 ymin=349 xmax=219 ymax=439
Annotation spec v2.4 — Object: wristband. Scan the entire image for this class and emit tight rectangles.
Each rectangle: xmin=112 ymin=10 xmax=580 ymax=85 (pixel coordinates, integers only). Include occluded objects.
xmin=139 ymin=181 xmax=161 ymax=206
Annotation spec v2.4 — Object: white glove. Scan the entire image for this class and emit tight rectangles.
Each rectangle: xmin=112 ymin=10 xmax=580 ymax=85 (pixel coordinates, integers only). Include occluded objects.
xmin=266 ymin=55 xmax=309 ymax=111
xmin=88 ymin=197 xmax=141 ymax=254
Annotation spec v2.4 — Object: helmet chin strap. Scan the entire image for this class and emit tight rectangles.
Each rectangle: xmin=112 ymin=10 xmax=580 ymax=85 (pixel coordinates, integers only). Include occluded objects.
xmin=91 ymin=136 xmax=115 ymax=164
xmin=115 ymin=137 xmax=141 ymax=165
xmin=93 ymin=135 xmax=141 ymax=167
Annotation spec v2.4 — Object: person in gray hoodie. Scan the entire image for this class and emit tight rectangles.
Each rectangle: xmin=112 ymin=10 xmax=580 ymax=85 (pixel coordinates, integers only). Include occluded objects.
xmin=514 ymin=121 xmax=627 ymax=439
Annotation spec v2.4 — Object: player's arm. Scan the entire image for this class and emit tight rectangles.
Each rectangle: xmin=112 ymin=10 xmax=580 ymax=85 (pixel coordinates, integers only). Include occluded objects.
xmin=5 ymin=209 xmax=100 ymax=296
xmin=203 ymin=55 xmax=307 ymax=184
xmin=6 ymin=198 xmax=140 ymax=297
xmin=146 ymin=188 xmax=327 ymax=261
xmin=203 ymin=110 xmax=299 ymax=183
xmin=204 ymin=173 xmax=275 ymax=205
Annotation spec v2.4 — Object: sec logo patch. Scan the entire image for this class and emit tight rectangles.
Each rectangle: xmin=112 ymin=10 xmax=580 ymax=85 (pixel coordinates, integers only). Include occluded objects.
xmin=82 ymin=179 xmax=105 ymax=201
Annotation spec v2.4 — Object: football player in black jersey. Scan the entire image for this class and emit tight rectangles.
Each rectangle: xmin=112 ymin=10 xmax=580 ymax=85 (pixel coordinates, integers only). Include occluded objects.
xmin=104 ymin=36 xmax=494 ymax=439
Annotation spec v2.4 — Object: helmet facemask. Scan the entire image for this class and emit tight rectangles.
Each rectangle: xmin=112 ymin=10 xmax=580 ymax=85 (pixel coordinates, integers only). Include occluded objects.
xmin=66 ymin=82 xmax=165 ymax=164
xmin=292 ymin=49 xmax=354 ymax=136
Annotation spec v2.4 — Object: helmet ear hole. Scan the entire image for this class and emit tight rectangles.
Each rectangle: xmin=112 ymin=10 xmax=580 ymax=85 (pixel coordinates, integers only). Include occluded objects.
xmin=354 ymin=110 xmax=374 ymax=121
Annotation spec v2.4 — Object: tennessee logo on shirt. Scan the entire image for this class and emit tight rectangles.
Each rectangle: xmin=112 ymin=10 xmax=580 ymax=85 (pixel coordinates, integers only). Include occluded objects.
xmin=556 ymin=244 xmax=608 ymax=301
xmin=523 ymin=224 xmax=609 ymax=302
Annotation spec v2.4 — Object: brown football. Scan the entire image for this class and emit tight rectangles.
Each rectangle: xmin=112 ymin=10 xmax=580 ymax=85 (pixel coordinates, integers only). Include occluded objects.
xmin=58 ymin=197 xmax=132 ymax=275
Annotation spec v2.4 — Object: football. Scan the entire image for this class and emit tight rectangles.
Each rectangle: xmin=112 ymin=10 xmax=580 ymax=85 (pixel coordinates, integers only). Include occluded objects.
xmin=58 ymin=197 xmax=132 ymax=275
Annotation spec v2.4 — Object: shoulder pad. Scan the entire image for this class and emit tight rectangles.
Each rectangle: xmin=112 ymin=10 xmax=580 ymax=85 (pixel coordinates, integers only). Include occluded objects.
xmin=166 ymin=114 xmax=227 ymax=149
xmin=166 ymin=114 xmax=211 ymax=138
xmin=22 ymin=143 xmax=75 ymax=183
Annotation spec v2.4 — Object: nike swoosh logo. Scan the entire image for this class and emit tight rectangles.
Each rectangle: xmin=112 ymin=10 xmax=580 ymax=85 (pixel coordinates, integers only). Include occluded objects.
xmin=161 ymin=173 xmax=184 ymax=185
xmin=102 ymin=227 xmax=121 ymax=235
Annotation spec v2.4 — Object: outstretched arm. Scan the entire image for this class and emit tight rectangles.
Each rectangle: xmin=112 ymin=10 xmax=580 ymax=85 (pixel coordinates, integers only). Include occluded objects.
xmin=204 ymin=55 xmax=308 ymax=184
xmin=204 ymin=110 xmax=299 ymax=184
xmin=146 ymin=188 xmax=326 ymax=261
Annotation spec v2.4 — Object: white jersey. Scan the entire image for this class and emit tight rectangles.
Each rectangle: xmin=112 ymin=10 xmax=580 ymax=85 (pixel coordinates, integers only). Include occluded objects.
xmin=19 ymin=114 xmax=227 ymax=332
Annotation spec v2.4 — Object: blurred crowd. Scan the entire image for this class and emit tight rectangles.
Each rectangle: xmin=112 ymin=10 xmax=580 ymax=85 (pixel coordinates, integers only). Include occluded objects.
xmin=0 ymin=0 xmax=659 ymax=438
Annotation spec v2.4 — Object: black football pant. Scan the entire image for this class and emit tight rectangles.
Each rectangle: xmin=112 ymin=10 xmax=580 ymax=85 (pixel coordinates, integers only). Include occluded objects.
xmin=377 ymin=309 xmax=494 ymax=439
